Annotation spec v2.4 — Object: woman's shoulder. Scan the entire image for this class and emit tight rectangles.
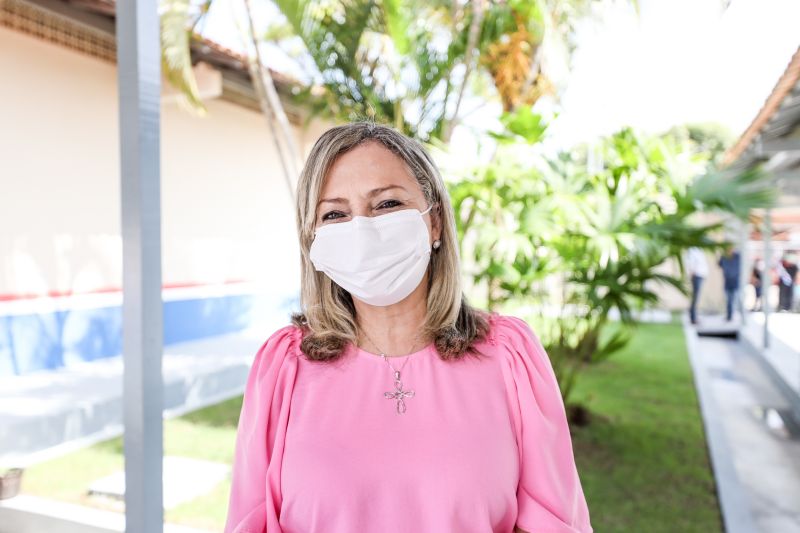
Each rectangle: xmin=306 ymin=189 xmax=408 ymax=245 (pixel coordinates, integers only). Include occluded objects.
xmin=480 ymin=311 xmax=554 ymax=373
xmin=252 ymin=324 xmax=305 ymax=368
xmin=485 ymin=313 xmax=564 ymax=418
xmin=237 ymin=325 xmax=303 ymax=423
xmin=483 ymin=311 xmax=541 ymax=348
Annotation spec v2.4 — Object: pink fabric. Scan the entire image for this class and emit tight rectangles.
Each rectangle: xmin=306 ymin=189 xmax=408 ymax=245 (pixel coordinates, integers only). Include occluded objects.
xmin=224 ymin=313 xmax=592 ymax=533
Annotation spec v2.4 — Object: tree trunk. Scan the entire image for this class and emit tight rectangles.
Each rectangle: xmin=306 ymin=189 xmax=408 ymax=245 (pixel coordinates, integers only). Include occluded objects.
xmin=442 ymin=0 xmax=485 ymax=142
xmin=242 ymin=0 xmax=301 ymax=201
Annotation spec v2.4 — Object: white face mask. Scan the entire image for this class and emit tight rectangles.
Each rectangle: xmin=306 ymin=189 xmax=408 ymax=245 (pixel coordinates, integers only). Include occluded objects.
xmin=309 ymin=206 xmax=434 ymax=306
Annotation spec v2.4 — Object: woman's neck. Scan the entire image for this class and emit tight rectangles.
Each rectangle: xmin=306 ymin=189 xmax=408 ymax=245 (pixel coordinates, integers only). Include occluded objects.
xmin=353 ymin=278 xmax=430 ymax=356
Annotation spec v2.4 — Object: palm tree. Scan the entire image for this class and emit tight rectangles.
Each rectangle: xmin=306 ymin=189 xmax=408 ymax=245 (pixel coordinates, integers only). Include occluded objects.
xmin=449 ymin=120 xmax=775 ymax=406
xmin=161 ymin=0 xmax=301 ymax=199
xmin=160 ymin=0 xmax=631 ymax=145
xmin=266 ymin=0 xmax=617 ymax=141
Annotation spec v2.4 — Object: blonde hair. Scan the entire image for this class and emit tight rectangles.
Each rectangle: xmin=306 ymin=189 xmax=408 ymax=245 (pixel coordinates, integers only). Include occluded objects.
xmin=291 ymin=122 xmax=489 ymax=361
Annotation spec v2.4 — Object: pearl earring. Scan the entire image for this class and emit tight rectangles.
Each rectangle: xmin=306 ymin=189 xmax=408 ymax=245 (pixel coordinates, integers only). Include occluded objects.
xmin=432 ymin=240 xmax=441 ymax=250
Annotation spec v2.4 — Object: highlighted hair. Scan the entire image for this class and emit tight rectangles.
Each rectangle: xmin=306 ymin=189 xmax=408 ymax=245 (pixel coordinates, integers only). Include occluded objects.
xmin=291 ymin=122 xmax=489 ymax=361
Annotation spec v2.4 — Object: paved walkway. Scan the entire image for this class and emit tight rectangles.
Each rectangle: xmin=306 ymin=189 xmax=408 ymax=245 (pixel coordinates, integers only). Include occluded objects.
xmin=0 ymin=320 xmax=283 ymax=466
xmin=684 ymin=315 xmax=800 ymax=533
xmin=741 ymin=312 xmax=800 ymax=413
xmin=0 ymin=494 xmax=214 ymax=533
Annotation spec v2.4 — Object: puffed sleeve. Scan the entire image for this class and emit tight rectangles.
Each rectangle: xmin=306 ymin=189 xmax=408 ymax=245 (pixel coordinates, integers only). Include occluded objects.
xmin=494 ymin=314 xmax=592 ymax=533
xmin=224 ymin=325 xmax=301 ymax=533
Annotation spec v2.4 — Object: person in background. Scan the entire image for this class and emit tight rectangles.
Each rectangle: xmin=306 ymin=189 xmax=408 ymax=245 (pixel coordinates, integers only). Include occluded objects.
xmin=718 ymin=246 xmax=741 ymax=322
xmin=777 ymin=252 xmax=798 ymax=312
xmin=686 ymin=247 xmax=708 ymax=325
xmin=750 ymin=259 xmax=763 ymax=312
xmin=795 ymin=280 xmax=800 ymax=312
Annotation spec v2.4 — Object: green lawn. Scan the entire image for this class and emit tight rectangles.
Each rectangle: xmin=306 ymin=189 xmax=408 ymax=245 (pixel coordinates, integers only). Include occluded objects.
xmin=20 ymin=321 xmax=720 ymax=532
xmin=20 ymin=397 xmax=243 ymax=531
xmin=570 ymin=321 xmax=723 ymax=532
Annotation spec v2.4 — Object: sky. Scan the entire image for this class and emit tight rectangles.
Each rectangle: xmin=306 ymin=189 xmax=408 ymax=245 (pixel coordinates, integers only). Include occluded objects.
xmin=201 ymin=0 xmax=800 ymax=150
xmin=547 ymin=0 xmax=800 ymax=147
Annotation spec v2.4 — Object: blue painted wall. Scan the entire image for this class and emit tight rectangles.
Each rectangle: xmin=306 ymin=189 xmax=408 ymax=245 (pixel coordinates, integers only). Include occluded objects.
xmin=0 ymin=292 xmax=299 ymax=376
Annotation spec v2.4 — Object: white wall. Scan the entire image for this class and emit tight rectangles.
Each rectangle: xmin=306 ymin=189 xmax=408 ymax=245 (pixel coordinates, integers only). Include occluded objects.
xmin=0 ymin=26 xmax=330 ymax=301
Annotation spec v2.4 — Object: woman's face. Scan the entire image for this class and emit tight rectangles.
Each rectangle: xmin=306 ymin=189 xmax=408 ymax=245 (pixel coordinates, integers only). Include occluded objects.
xmin=315 ymin=141 xmax=441 ymax=244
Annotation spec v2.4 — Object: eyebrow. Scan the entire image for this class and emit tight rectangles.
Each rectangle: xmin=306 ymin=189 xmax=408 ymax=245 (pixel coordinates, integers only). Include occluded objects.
xmin=318 ymin=184 xmax=407 ymax=205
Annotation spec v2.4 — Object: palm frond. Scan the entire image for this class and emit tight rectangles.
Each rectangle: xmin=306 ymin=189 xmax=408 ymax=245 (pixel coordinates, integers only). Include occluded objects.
xmin=161 ymin=0 xmax=205 ymax=113
xmin=383 ymin=0 xmax=410 ymax=54
xmin=687 ymin=165 xmax=777 ymax=218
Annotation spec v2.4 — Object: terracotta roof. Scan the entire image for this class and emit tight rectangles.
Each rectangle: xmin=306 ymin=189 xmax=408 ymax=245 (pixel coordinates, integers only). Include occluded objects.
xmin=195 ymin=35 xmax=248 ymax=64
xmin=723 ymin=46 xmax=800 ymax=166
xmin=63 ymin=0 xmax=300 ymax=87
xmin=191 ymin=34 xmax=298 ymax=87
xmin=67 ymin=0 xmax=114 ymax=15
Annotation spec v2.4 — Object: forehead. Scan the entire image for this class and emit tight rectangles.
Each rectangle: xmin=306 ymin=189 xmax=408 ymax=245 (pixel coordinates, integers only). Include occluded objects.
xmin=321 ymin=141 xmax=418 ymax=194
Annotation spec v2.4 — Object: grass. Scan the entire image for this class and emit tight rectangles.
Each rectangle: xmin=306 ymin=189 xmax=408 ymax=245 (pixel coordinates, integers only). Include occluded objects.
xmin=20 ymin=321 xmax=721 ymax=532
xmin=570 ymin=321 xmax=723 ymax=533
xmin=20 ymin=396 xmax=243 ymax=531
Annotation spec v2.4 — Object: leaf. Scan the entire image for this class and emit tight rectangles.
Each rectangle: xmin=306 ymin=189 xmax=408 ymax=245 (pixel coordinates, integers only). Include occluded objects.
xmin=383 ymin=0 xmax=410 ymax=54
xmin=687 ymin=166 xmax=777 ymax=219
xmin=272 ymin=0 xmax=307 ymax=35
xmin=263 ymin=20 xmax=297 ymax=41
xmin=160 ymin=0 xmax=206 ymax=113
xmin=479 ymin=7 xmax=540 ymax=112
xmin=492 ymin=106 xmax=548 ymax=144
xmin=592 ymin=326 xmax=633 ymax=363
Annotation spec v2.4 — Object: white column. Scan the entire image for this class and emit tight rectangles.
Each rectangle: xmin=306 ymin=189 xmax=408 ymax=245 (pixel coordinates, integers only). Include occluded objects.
xmin=116 ymin=0 xmax=164 ymax=531
xmin=738 ymin=218 xmax=748 ymax=324
xmin=763 ymin=208 xmax=772 ymax=349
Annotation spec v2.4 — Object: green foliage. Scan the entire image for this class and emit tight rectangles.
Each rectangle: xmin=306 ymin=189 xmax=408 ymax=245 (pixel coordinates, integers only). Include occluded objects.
xmin=383 ymin=0 xmax=411 ymax=54
xmin=490 ymin=106 xmax=549 ymax=144
xmin=667 ymin=122 xmax=736 ymax=166
xmin=449 ymin=111 xmax=775 ymax=404
xmin=160 ymin=0 xmax=206 ymax=113
xmin=271 ymin=0 xmax=467 ymax=138
xmin=269 ymin=0 xmax=613 ymax=140
xmin=684 ymin=166 xmax=776 ymax=220
xmin=160 ymin=0 xmax=635 ymax=141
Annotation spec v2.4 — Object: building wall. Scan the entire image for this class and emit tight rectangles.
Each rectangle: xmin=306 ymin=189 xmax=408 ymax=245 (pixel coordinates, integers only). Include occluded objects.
xmin=0 ymin=26 xmax=331 ymax=374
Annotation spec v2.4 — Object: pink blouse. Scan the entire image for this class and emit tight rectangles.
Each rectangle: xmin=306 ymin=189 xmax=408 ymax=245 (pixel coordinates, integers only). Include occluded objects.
xmin=224 ymin=313 xmax=592 ymax=533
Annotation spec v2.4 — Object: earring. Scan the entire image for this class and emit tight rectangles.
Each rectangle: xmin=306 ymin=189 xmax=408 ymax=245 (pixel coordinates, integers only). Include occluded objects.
xmin=432 ymin=240 xmax=441 ymax=250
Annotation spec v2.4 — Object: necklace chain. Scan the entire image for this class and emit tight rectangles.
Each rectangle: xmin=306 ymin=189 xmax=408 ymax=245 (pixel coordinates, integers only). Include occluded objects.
xmin=360 ymin=329 xmax=418 ymax=370
xmin=359 ymin=328 xmax=422 ymax=414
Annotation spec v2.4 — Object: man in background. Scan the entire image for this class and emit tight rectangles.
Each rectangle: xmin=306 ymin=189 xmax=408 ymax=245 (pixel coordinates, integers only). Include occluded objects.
xmin=778 ymin=252 xmax=798 ymax=312
xmin=718 ymin=247 xmax=741 ymax=322
xmin=686 ymin=247 xmax=709 ymax=325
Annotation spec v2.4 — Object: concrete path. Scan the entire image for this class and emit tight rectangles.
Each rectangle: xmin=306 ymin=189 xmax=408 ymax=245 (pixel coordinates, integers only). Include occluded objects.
xmin=741 ymin=312 xmax=800 ymax=416
xmin=684 ymin=315 xmax=800 ymax=533
xmin=0 ymin=320 xmax=285 ymax=466
xmin=0 ymin=494 xmax=213 ymax=533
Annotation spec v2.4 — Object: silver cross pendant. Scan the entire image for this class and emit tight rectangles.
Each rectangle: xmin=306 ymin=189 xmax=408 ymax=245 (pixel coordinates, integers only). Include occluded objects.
xmin=384 ymin=371 xmax=415 ymax=414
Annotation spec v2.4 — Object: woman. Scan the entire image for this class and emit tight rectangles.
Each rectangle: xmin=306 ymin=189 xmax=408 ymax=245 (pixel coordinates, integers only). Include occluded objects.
xmin=224 ymin=122 xmax=592 ymax=533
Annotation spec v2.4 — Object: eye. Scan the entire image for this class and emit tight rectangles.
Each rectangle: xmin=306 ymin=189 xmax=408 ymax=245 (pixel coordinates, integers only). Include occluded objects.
xmin=376 ymin=199 xmax=402 ymax=210
xmin=321 ymin=211 xmax=346 ymax=221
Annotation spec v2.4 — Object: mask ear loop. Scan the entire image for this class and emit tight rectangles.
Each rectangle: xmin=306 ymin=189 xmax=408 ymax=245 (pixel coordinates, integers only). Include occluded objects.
xmin=421 ymin=202 xmax=439 ymax=216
